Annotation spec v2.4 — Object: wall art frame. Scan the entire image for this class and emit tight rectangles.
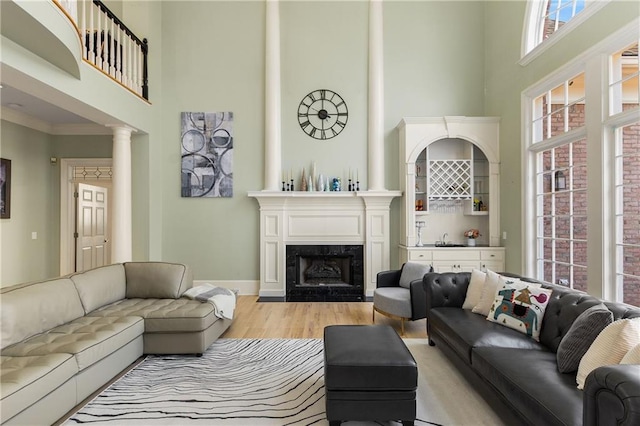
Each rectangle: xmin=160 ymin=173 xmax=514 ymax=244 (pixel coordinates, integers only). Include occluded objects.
xmin=1 ymin=158 xmax=11 ymax=219
xmin=180 ymin=112 xmax=233 ymax=198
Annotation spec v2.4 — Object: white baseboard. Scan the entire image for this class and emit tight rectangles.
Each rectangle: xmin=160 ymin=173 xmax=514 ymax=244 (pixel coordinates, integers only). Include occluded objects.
xmin=259 ymin=289 xmax=285 ymax=298
xmin=193 ymin=280 xmax=260 ymax=296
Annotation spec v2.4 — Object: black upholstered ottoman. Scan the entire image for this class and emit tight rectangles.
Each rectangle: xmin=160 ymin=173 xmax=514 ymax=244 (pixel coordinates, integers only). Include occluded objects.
xmin=323 ymin=325 xmax=418 ymax=426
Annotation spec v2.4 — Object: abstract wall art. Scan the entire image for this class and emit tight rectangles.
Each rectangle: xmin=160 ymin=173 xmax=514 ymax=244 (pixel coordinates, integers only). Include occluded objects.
xmin=180 ymin=112 xmax=233 ymax=198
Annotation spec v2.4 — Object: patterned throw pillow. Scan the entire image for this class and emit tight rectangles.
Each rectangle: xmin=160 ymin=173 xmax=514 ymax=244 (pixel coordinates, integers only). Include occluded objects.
xmin=556 ymin=304 xmax=613 ymax=373
xmin=486 ymin=277 xmax=552 ymax=341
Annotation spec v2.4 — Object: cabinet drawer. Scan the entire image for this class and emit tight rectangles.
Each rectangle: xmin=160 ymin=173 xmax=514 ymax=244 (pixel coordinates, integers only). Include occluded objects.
xmin=480 ymin=250 xmax=504 ymax=261
xmin=432 ymin=250 xmax=480 ymax=261
xmin=408 ymin=250 xmax=433 ymax=261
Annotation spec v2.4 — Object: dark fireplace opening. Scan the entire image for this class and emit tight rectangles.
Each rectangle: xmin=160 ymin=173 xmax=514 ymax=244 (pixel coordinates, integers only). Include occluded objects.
xmin=286 ymin=245 xmax=364 ymax=302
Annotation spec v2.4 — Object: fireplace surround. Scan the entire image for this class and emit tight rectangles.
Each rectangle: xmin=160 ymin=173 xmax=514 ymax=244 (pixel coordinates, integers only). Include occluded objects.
xmin=286 ymin=244 xmax=364 ymax=302
xmin=248 ymin=192 xmax=400 ymax=301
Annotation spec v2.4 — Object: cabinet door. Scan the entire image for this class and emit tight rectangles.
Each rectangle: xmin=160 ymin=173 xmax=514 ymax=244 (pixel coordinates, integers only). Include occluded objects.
xmin=480 ymin=261 xmax=504 ymax=273
xmin=432 ymin=261 xmax=479 ymax=273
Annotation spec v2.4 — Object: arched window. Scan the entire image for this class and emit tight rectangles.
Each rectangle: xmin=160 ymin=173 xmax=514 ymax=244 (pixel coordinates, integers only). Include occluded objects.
xmin=521 ymin=0 xmax=611 ymax=64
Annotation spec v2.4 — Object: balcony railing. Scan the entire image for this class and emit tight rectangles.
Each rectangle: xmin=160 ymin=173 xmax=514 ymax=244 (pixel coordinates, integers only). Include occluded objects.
xmin=56 ymin=0 xmax=149 ymax=100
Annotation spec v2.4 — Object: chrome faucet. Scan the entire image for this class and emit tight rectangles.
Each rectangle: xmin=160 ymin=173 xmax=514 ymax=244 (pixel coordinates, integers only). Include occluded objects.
xmin=442 ymin=232 xmax=448 ymax=243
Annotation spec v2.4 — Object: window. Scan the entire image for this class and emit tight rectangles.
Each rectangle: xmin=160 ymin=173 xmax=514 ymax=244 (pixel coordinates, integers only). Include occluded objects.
xmin=536 ymin=140 xmax=588 ymax=290
xmin=521 ymin=0 xmax=610 ymax=62
xmin=612 ymin=42 xmax=640 ymax=306
xmin=525 ymin=22 xmax=640 ymax=306
xmin=532 ymin=73 xmax=585 ymax=143
xmin=530 ymin=74 xmax=587 ymax=290
xmin=615 ymin=122 xmax=640 ymax=306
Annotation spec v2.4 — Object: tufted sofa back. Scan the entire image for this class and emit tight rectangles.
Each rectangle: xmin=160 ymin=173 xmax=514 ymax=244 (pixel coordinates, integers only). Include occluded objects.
xmin=537 ymin=281 xmax=640 ymax=352
xmin=0 ymin=278 xmax=85 ymax=350
xmin=423 ymin=271 xmax=640 ymax=353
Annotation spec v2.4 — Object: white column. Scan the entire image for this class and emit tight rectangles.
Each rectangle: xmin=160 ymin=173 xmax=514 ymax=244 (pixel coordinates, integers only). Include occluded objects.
xmin=109 ymin=125 xmax=135 ymax=263
xmin=368 ymin=0 xmax=385 ymax=191
xmin=264 ymin=0 xmax=282 ymax=191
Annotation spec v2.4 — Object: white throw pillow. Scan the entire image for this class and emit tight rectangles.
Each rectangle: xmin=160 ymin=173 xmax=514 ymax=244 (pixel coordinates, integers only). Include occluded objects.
xmin=398 ymin=262 xmax=431 ymax=289
xmin=462 ymin=269 xmax=487 ymax=310
xmin=576 ymin=318 xmax=640 ymax=389
xmin=472 ymin=270 xmax=502 ymax=316
xmin=620 ymin=343 xmax=640 ymax=365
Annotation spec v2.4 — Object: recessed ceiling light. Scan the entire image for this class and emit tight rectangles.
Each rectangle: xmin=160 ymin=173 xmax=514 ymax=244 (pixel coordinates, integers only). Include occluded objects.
xmin=7 ymin=103 xmax=23 ymax=109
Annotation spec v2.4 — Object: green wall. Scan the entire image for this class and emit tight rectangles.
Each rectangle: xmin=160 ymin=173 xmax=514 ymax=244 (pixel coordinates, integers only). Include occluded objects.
xmin=156 ymin=1 xmax=487 ymax=279
xmin=0 ymin=121 xmax=112 ymax=286
xmin=483 ymin=0 xmax=640 ymax=273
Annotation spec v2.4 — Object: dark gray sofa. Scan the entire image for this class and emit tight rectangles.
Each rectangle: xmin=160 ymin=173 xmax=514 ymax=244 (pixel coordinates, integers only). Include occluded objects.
xmin=423 ymin=272 xmax=640 ymax=426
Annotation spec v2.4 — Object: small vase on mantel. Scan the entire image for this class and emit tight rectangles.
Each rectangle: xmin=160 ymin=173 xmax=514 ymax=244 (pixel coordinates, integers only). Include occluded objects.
xmin=467 ymin=238 xmax=476 ymax=247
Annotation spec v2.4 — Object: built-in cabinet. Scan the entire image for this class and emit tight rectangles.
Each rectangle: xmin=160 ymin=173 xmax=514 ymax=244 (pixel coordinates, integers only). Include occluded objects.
xmin=398 ymin=116 xmax=503 ymax=270
xmin=400 ymin=247 xmax=505 ymax=273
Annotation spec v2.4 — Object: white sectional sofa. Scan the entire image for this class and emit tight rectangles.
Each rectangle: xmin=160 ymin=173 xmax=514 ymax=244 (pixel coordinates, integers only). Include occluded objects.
xmin=0 ymin=262 xmax=232 ymax=425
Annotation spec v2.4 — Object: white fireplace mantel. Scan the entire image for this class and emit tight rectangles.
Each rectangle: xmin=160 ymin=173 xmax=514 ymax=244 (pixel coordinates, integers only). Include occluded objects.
xmin=248 ymin=191 xmax=401 ymax=299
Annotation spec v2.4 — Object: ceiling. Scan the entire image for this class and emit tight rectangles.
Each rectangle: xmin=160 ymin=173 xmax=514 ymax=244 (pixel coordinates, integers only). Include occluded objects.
xmin=1 ymin=83 xmax=93 ymax=125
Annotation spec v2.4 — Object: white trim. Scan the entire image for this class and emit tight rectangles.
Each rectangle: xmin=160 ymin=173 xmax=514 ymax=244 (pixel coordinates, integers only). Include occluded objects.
xmin=520 ymin=0 xmax=612 ymax=66
xmin=60 ymin=158 xmax=112 ymax=276
xmin=1 ymin=107 xmax=114 ymax=135
xmin=521 ymin=20 xmax=639 ymax=298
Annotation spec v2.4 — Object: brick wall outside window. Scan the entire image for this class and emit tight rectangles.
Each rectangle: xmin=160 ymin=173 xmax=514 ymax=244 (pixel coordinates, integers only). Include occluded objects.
xmin=541 ymin=104 xmax=640 ymax=306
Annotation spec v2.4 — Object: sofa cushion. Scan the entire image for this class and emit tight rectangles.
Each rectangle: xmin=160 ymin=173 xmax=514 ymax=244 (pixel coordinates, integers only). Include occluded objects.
xmin=70 ymin=264 xmax=126 ymax=314
xmin=87 ymin=298 xmax=218 ymax=333
xmin=0 ymin=354 xmax=77 ymax=423
xmin=486 ymin=279 xmax=552 ymax=341
xmin=124 ymin=262 xmax=193 ymax=299
xmin=373 ymin=287 xmax=412 ymax=318
xmin=1 ymin=316 xmax=144 ymax=371
xmin=471 ymin=270 xmax=502 ymax=316
xmin=0 ymin=279 xmax=85 ymax=350
xmin=472 ymin=347 xmax=583 ymax=426
xmin=576 ymin=318 xmax=640 ymax=389
xmin=398 ymin=262 xmax=431 ymax=289
xmin=429 ymin=308 xmax=545 ymax=364
xmin=556 ymin=303 xmax=613 ymax=373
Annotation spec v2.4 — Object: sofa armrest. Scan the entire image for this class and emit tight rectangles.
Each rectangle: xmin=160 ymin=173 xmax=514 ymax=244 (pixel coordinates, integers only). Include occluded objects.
xmin=583 ymin=364 xmax=640 ymax=426
xmin=376 ymin=269 xmax=402 ymax=288
xmin=409 ymin=279 xmax=427 ymax=320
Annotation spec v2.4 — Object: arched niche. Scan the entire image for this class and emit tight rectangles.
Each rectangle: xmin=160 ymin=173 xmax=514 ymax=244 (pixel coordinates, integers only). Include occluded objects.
xmin=397 ymin=117 xmax=501 ymax=247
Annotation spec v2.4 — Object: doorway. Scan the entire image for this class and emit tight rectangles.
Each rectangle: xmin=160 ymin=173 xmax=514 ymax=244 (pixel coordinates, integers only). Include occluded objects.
xmin=60 ymin=158 xmax=113 ymax=275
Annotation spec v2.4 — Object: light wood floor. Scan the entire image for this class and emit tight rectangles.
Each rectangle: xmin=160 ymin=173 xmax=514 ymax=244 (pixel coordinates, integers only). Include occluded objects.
xmin=221 ymin=296 xmax=427 ymax=339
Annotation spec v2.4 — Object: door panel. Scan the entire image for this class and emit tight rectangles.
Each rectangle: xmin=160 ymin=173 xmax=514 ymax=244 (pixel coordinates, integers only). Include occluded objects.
xmin=76 ymin=183 xmax=109 ymax=272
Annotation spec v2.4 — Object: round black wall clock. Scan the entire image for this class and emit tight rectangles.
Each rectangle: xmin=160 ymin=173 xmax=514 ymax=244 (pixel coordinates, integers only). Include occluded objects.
xmin=297 ymin=89 xmax=348 ymax=140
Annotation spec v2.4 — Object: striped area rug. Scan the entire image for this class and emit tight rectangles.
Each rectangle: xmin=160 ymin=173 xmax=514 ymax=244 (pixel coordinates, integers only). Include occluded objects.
xmin=66 ymin=338 xmax=505 ymax=425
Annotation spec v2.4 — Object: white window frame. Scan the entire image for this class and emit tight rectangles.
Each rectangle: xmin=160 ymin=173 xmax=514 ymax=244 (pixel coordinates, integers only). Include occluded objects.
xmin=520 ymin=0 xmax=611 ymax=66
xmin=523 ymin=19 xmax=640 ymax=301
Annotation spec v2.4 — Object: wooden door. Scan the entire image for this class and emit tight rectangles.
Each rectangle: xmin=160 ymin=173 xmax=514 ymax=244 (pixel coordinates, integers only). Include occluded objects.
xmin=76 ymin=183 xmax=109 ymax=271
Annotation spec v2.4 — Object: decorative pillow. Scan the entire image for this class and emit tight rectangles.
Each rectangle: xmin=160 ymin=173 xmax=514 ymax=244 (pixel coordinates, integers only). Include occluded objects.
xmin=576 ymin=318 xmax=640 ymax=389
xmin=462 ymin=269 xmax=487 ymax=310
xmin=620 ymin=343 xmax=640 ymax=365
xmin=556 ymin=304 xmax=614 ymax=373
xmin=486 ymin=277 xmax=552 ymax=341
xmin=398 ymin=262 xmax=432 ymax=289
xmin=472 ymin=270 xmax=502 ymax=316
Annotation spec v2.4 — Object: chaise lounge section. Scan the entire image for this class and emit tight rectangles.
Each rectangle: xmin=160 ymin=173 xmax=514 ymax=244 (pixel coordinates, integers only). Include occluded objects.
xmin=0 ymin=261 xmax=232 ymax=425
